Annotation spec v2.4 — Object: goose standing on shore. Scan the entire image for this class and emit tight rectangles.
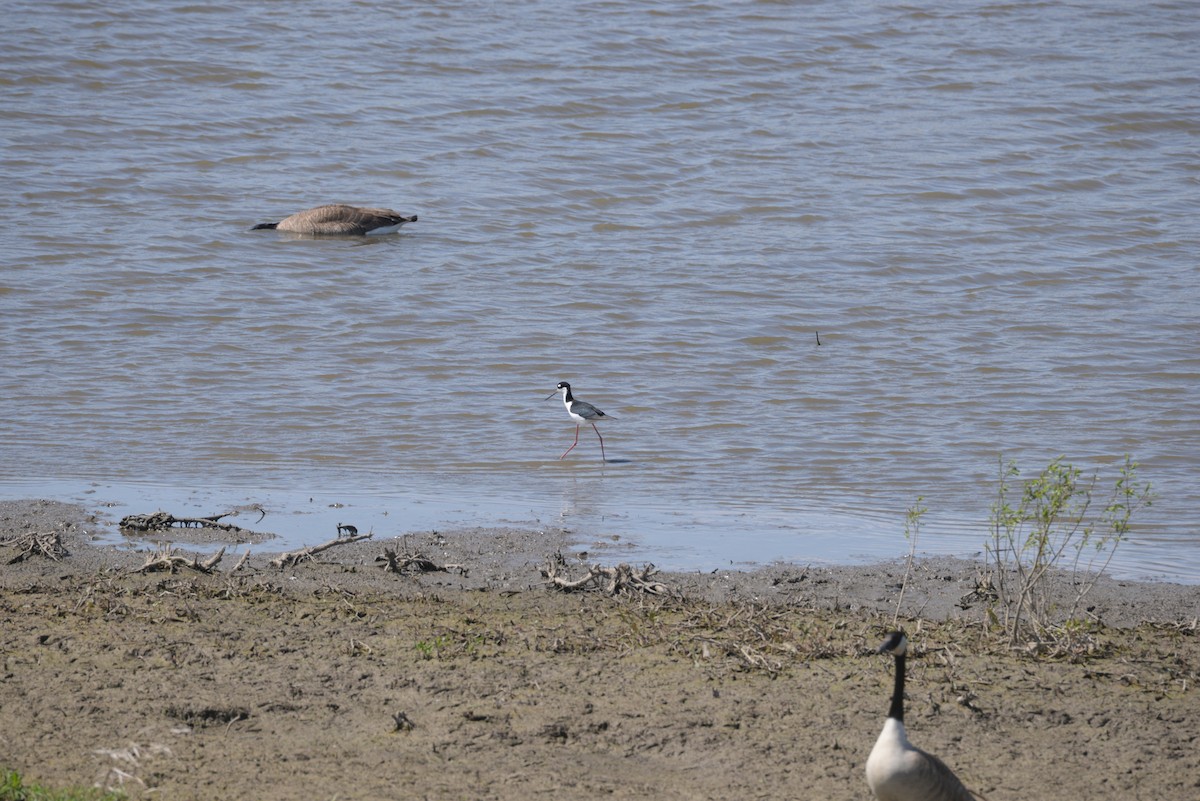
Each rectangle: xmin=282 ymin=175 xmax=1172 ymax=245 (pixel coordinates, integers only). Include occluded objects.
xmin=252 ymin=204 xmax=417 ymax=236
xmin=866 ymin=632 xmax=976 ymax=801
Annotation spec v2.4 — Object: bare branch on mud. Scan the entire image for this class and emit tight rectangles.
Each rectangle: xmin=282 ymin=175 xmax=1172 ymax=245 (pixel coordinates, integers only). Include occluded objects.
xmin=269 ymin=532 xmax=373 ymax=569
xmin=376 ymin=545 xmax=467 ymax=576
xmin=692 ymin=636 xmax=785 ymax=675
xmin=120 ymin=510 xmax=249 ymax=534
xmin=2 ymin=528 xmax=69 ymax=563
xmin=232 ymin=550 xmax=252 ymax=572
xmin=541 ymin=553 xmax=669 ymax=595
xmin=200 ymin=549 xmax=225 ymax=571
xmin=958 ymin=572 xmax=999 ymax=610
xmin=133 ymin=545 xmax=226 ymax=574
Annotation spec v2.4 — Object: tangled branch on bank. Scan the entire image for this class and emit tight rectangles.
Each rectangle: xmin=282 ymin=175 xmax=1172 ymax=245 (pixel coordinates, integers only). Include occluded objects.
xmin=2 ymin=528 xmax=69 ymax=563
xmin=376 ymin=545 xmax=467 ymax=576
xmin=119 ymin=511 xmax=249 ymax=534
xmin=133 ymin=545 xmax=226 ymax=574
xmin=270 ymin=532 xmax=373 ymax=569
xmin=541 ymin=553 xmax=669 ymax=596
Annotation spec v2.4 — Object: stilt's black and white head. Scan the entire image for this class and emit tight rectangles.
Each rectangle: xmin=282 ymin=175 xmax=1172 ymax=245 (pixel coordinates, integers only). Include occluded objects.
xmin=545 ymin=381 xmax=572 ymax=401
xmin=877 ymin=631 xmax=908 ymax=657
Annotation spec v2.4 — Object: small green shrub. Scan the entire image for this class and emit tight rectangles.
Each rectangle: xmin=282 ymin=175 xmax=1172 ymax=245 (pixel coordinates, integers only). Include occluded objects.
xmin=892 ymin=497 xmax=926 ymax=628
xmin=0 ymin=769 xmax=124 ymax=801
xmin=415 ymin=634 xmax=449 ymax=659
xmin=983 ymin=454 xmax=1153 ymax=647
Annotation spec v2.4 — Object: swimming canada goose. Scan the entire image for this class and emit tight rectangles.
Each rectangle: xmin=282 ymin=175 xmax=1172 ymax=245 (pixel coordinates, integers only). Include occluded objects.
xmin=866 ymin=632 xmax=976 ymax=801
xmin=251 ymin=204 xmax=417 ymax=236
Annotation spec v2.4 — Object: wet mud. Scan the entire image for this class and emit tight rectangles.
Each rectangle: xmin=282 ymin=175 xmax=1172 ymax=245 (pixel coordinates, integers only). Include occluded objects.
xmin=2 ymin=500 xmax=1197 ymax=800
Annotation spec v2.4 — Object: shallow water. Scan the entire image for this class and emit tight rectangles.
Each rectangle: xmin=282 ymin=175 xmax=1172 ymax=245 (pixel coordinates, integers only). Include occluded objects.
xmin=2 ymin=1 xmax=1198 ymax=581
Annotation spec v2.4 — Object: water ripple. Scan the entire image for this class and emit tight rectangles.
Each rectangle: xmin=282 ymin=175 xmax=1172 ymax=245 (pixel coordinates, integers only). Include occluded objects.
xmin=1 ymin=0 xmax=1198 ymax=581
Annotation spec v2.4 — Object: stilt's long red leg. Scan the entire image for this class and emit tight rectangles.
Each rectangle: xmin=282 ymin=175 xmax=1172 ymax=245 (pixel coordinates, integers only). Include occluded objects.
xmin=592 ymin=423 xmax=606 ymax=461
xmin=559 ymin=425 xmax=581 ymax=460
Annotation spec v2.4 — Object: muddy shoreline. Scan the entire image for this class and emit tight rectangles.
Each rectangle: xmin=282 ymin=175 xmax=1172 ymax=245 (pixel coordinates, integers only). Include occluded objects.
xmin=3 ymin=499 xmax=1198 ymax=800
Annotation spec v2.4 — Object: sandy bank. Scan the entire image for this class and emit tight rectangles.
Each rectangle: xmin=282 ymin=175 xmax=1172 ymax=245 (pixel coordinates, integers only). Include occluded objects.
xmin=2 ymin=499 xmax=1197 ymax=800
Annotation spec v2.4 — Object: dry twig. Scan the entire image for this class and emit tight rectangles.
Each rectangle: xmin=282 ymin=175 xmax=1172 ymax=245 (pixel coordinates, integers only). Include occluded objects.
xmin=2 ymin=528 xmax=69 ymax=563
xmin=376 ymin=546 xmax=466 ymax=576
xmin=120 ymin=510 xmax=248 ymax=534
xmin=232 ymin=550 xmax=252 ymax=572
xmin=541 ymin=553 xmax=669 ymax=596
xmin=133 ymin=545 xmax=226 ymax=574
xmin=269 ymin=532 xmax=372 ymax=569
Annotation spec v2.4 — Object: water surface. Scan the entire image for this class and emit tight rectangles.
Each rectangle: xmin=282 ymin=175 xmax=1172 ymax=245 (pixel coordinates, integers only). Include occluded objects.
xmin=2 ymin=1 xmax=1197 ymax=581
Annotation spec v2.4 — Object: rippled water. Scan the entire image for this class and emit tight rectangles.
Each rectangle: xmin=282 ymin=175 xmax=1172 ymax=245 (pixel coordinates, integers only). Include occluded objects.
xmin=2 ymin=1 xmax=1198 ymax=581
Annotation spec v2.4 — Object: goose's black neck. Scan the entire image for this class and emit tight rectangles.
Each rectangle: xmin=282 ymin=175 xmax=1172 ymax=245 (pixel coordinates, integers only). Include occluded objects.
xmin=888 ymin=651 xmax=906 ymax=722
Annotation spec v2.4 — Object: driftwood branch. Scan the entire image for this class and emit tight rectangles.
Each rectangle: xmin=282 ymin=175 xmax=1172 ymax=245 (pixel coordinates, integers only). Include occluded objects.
xmin=120 ymin=511 xmax=249 ymax=534
xmin=541 ymin=554 xmax=669 ymax=595
xmin=2 ymin=528 xmax=70 ymax=563
xmin=270 ymin=532 xmax=373 ymax=569
xmin=958 ymin=572 xmax=999 ymax=609
xmin=133 ymin=546 xmax=225 ymax=574
xmin=375 ymin=546 xmax=466 ymax=576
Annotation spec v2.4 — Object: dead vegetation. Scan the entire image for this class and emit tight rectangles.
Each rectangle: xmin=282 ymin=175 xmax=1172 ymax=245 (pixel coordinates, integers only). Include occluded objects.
xmin=376 ymin=544 xmax=466 ymax=576
xmin=2 ymin=526 xmax=69 ymax=563
xmin=119 ymin=510 xmax=251 ymax=534
xmin=541 ymin=552 xmax=670 ymax=595
xmin=132 ymin=545 xmax=226 ymax=574
xmin=269 ymin=531 xmax=373 ymax=568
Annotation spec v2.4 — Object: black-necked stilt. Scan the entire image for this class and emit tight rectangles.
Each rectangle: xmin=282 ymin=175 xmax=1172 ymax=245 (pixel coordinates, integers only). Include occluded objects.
xmin=545 ymin=381 xmax=613 ymax=461
xmin=252 ymin=204 xmax=418 ymax=236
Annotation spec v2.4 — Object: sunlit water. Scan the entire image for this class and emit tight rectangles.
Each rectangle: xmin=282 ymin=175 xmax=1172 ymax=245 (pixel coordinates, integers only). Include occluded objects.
xmin=2 ymin=1 xmax=1197 ymax=581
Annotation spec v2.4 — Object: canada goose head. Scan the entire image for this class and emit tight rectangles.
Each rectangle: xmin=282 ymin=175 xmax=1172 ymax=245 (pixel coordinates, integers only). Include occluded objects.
xmin=877 ymin=631 xmax=908 ymax=657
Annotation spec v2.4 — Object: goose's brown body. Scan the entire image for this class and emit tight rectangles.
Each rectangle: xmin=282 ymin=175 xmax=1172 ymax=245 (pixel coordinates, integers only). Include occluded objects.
xmin=254 ymin=204 xmax=417 ymax=236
